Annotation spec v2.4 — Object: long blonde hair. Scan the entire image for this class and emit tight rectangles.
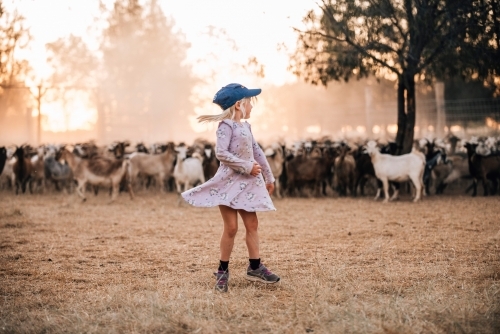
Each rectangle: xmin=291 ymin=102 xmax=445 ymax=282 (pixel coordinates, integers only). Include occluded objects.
xmin=197 ymin=97 xmax=256 ymax=123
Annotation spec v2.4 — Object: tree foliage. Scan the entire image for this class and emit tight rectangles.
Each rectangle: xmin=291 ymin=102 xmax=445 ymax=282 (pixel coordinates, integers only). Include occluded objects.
xmin=430 ymin=0 xmax=500 ymax=92
xmin=0 ymin=0 xmax=32 ymax=138
xmin=292 ymin=0 xmax=498 ymax=153
xmin=0 ymin=0 xmax=31 ymax=86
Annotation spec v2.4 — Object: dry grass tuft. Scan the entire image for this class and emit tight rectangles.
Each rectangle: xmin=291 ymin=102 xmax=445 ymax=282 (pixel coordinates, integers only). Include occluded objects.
xmin=0 ymin=192 xmax=499 ymax=333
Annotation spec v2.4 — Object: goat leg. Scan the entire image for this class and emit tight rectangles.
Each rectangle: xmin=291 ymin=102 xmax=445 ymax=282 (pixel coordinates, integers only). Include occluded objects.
xmin=22 ymin=179 xmax=28 ymax=194
xmin=389 ymin=185 xmax=399 ymax=201
xmin=353 ymin=176 xmax=361 ymax=197
xmin=110 ymin=184 xmax=118 ymax=202
xmin=349 ymin=175 xmax=356 ymax=197
xmin=275 ymin=179 xmax=282 ymax=199
xmin=76 ymin=180 xmax=87 ymax=202
xmin=381 ymin=178 xmax=390 ymax=203
xmin=411 ymin=177 xmax=422 ymax=202
xmin=127 ymin=182 xmax=135 ymax=200
xmin=482 ymin=176 xmax=489 ymax=196
xmin=471 ymin=178 xmax=478 ymax=197
xmin=436 ymin=182 xmax=447 ymax=194
xmin=491 ymin=178 xmax=499 ymax=195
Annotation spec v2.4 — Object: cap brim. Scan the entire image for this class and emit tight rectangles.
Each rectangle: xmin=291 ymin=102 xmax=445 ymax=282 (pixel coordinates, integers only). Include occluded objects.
xmin=244 ymin=88 xmax=261 ymax=98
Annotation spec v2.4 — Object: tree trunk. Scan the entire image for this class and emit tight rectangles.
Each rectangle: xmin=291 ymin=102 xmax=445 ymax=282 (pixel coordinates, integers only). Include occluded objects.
xmin=402 ymin=73 xmax=416 ymax=154
xmin=395 ymin=77 xmax=406 ymax=155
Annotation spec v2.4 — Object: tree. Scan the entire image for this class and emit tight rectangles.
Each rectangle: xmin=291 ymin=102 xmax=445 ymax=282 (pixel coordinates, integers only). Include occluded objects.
xmin=99 ymin=0 xmax=197 ymax=142
xmin=0 ymin=1 xmax=31 ymax=85
xmin=291 ymin=0 xmax=493 ymax=153
xmin=45 ymin=0 xmax=197 ymax=142
xmin=0 ymin=0 xmax=32 ymax=140
xmin=430 ymin=0 xmax=500 ymax=95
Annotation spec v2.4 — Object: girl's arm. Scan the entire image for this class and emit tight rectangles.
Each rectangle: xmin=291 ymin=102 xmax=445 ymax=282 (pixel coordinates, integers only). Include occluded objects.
xmin=215 ymin=122 xmax=254 ymax=174
xmin=248 ymin=125 xmax=276 ymax=184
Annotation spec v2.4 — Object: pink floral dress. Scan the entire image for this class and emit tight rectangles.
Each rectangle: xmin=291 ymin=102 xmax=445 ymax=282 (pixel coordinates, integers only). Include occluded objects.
xmin=181 ymin=119 xmax=276 ymax=212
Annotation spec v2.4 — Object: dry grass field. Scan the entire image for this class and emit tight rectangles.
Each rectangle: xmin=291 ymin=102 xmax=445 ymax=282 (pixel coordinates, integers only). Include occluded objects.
xmin=0 ymin=191 xmax=499 ymax=333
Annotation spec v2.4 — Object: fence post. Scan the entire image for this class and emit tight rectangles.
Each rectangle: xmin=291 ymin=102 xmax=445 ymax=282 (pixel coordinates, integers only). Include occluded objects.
xmin=26 ymin=107 xmax=33 ymax=144
xmin=36 ymin=85 xmax=42 ymax=145
xmin=435 ymin=82 xmax=445 ymax=138
xmin=365 ymin=86 xmax=373 ymax=137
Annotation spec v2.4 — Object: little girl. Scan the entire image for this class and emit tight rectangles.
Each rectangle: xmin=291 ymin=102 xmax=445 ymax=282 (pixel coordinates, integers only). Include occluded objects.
xmin=181 ymin=83 xmax=280 ymax=292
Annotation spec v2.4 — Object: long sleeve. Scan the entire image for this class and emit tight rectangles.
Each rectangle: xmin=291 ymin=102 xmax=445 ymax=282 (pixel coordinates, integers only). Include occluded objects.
xmin=215 ymin=122 xmax=254 ymax=175
xmin=249 ymin=124 xmax=276 ymax=184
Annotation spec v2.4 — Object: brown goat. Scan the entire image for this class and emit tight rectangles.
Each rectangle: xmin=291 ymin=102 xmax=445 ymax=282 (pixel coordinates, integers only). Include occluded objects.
xmin=285 ymin=146 xmax=329 ymax=197
xmin=61 ymin=149 xmax=134 ymax=202
xmin=29 ymin=146 xmax=46 ymax=193
xmin=202 ymin=143 xmax=219 ymax=181
xmin=333 ymin=145 xmax=356 ymax=196
xmin=464 ymin=143 xmax=500 ymax=196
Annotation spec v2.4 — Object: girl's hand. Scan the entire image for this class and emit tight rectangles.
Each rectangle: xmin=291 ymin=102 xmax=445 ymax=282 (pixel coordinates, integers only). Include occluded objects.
xmin=250 ymin=163 xmax=262 ymax=176
xmin=266 ymin=183 xmax=275 ymax=195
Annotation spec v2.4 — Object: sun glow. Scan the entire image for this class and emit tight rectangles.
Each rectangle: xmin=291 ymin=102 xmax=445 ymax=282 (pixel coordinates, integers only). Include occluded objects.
xmin=42 ymin=100 xmax=97 ymax=133
xmin=8 ymin=0 xmax=315 ymax=139
xmin=387 ymin=124 xmax=398 ymax=134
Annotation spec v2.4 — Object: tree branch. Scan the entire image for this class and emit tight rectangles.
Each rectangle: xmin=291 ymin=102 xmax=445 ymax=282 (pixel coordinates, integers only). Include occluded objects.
xmin=306 ymin=29 xmax=401 ymax=75
xmin=370 ymin=0 xmax=408 ymax=41
xmin=318 ymin=3 xmax=401 ymax=75
xmin=416 ymin=33 xmax=453 ymax=73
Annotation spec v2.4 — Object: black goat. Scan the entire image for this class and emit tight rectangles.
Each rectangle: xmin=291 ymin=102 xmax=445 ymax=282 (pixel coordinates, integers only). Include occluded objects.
xmin=0 ymin=147 xmax=7 ymax=176
xmin=13 ymin=146 xmax=33 ymax=194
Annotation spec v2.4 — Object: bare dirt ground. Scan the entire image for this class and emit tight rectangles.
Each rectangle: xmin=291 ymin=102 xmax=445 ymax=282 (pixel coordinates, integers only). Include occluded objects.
xmin=0 ymin=191 xmax=499 ymax=333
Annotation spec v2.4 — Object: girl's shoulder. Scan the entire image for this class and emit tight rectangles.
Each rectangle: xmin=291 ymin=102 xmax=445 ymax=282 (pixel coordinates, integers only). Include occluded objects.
xmin=219 ymin=119 xmax=235 ymax=128
xmin=244 ymin=121 xmax=253 ymax=131
xmin=219 ymin=119 xmax=247 ymax=131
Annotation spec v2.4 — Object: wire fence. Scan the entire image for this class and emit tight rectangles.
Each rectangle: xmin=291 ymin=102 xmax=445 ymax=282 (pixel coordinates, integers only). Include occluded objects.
xmin=2 ymin=82 xmax=499 ymax=145
xmin=309 ymin=97 xmax=500 ymax=140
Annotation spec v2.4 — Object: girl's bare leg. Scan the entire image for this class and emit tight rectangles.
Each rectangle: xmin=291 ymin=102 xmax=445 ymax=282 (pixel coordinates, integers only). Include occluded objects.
xmin=238 ymin=209 xmax=259 ymax=259
xmin=219 ymin=205 xmax=238 ymax=261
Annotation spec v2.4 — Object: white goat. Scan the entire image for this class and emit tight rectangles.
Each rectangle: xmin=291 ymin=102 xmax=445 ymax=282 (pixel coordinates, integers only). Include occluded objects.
xmin=484 ymin=137 xmax=496 ymax=151
xmin=365 ymin=140 xmax=425 ymax=202
xmin=0 ymin=148 xmax=16 ymax=190
xmin=265 ymin=142 xmax=285 ymax=198
xmin=173 ymin=145 xmax=205 ymax=195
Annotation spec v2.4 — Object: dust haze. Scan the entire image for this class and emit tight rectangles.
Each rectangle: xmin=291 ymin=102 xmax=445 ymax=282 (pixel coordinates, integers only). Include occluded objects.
xmin=0 ymin=0 xmax=427 ymax=147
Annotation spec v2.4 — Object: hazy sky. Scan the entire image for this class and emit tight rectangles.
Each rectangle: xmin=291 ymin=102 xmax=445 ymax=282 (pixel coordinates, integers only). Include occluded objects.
xmin=8 ymin=0 xmax=315 ymax=86
xmin=0 ymin=1 xmax=477 ymax=145
xmin=3 ymin=0 xmax=320 ymax=138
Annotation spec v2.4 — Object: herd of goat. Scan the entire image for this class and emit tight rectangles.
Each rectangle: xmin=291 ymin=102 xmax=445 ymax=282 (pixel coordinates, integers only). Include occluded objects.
xmin=0 ymin=134 xmax=499 ymax=203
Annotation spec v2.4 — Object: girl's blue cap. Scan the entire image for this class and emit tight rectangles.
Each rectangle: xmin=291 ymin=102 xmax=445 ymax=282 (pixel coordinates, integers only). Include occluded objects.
xmin=213 ymin=83 xmax=261 ymax=110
